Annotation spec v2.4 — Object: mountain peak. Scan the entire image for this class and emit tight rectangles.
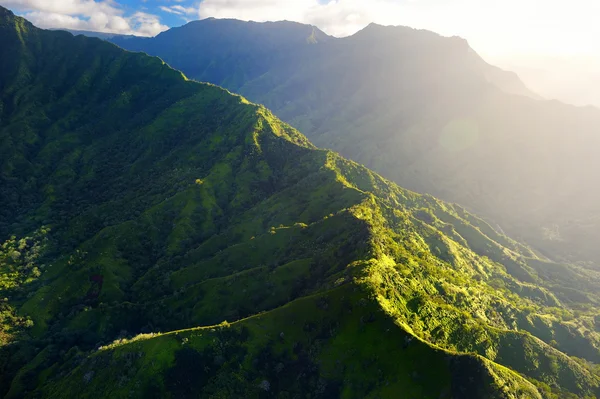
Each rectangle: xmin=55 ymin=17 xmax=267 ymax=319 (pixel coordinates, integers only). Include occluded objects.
xmin=353 ymin=21 xmax=467 ymax=45
xmin=0 ymin=4 xmax=12 ymax=14
xmin=0 ymin=5 xmax=15 ymax=23
xmin=154 ymin=17 xmax=331 ymax=45
xmin=0 ymin=5 xmax=35 ymax=32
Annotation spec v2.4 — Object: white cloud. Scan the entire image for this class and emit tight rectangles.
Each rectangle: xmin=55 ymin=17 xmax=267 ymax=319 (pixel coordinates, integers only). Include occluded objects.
xmin=159 ymin=5 xmax=182 ymax=15
xmin=301 ymin=0 xmax=405 ymax=37
xmin=1 ymin=0 xmax=168 ymax=36
xmin=128 ymin=11 xmax=168 ymax=36
xmin=171 ymin=5 xmax=196 ymax=14
xmin=160 ymin=4 xmax=196 ymax=16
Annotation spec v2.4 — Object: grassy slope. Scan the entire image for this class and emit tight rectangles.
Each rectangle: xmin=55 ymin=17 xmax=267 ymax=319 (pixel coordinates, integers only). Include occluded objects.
xmin=1 ymin=7 xmax=600 ymax=399
xmin=39 ymin=286 xmax=541 ymax=399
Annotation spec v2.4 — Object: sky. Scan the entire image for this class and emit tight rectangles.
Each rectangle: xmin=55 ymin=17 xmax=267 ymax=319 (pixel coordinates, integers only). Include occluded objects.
xmin=2 ymin=0 xmax=599 ymax=106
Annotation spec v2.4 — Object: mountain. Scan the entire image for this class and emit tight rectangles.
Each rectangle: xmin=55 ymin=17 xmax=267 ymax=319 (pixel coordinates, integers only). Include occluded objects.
xmin=3 ymin=7 xmax=600 ymax=398
xmin=109 ymin=18 xmax=600 ymax=267
xmin=50 ymin=29 xmax=137 ymax=40
xmin=111 ymin=18 xmax=331 ymax=91
xmin=109 ymin=20 xmax=533 ymax=100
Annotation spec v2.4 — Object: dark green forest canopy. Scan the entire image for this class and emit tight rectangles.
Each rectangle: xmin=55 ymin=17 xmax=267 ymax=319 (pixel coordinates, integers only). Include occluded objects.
xmin=1 ymin=6 xmax=600 ymax=398
xmin=109 ymin=18 xmax=600 ymax=267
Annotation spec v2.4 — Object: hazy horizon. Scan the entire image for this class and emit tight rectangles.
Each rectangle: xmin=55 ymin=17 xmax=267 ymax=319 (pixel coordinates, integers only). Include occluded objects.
xmin=488 ymin=54 xmax=600 ymax=108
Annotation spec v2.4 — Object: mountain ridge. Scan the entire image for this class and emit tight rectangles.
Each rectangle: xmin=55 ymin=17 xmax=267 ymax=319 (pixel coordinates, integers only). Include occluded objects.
xmin=104 ymin=16 xmax=600 ymax=266
xmin=2 ymin=7 xmax=600 ymax=398
xmin=57 ymin=17 xmax=539 ymax=102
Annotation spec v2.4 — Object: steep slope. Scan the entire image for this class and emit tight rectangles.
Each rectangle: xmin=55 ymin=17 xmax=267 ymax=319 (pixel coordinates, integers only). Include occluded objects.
xmin=109 ymin=19 xmax=600 ymax=266
xmin=2 ymin=7 xmax=600 ymax=398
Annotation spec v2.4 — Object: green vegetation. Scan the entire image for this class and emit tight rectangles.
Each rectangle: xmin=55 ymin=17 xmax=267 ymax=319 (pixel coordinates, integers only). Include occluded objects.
xmin=2 ymin=6 xmax=600 ymax=398
xmin=110 ymin=18 xmax=600 ymax=267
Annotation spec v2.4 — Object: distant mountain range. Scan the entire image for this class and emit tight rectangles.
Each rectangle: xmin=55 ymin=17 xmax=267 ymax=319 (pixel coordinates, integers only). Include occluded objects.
xmin=3 ymin=7 xmax=600 ymax=398
xmin=97 ymin=18 xmax=600 ymax=267
xmin=109 ymin=18 xmax=538 ymax=100
xmin=50 ymin=28 xmax=136 ymax=40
